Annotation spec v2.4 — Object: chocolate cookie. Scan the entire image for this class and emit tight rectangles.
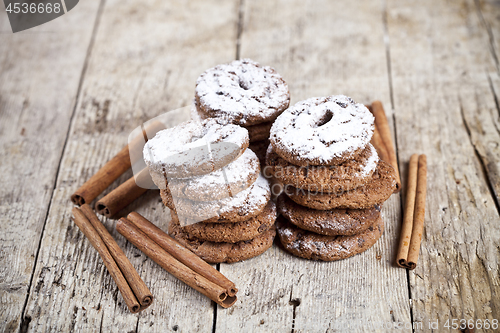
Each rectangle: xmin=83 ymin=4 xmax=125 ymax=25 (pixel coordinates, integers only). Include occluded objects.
xmin=270 ymin=95 xmax=374 ymax=166
xmin=249 ymin=139 xmax=270 ymax=169
xmin=265 ymin=143 xmax=378 ymax=193
xmin=168 ymin=224 xmax=276 ymax=263
xmin=283 ymin=159 xmax=396 ymax=210
xmin=195 ymin=59 xmax=290 ymax=126
xmin=144 ymin=118 xmax=249 ymax=180
xmin=161 ymin=174 xmax=271 ymax=224
xmin=170 ymin=201 xmax=276 ymax=243
xmin=245 ymin=121 xmax=273 ymax=142
xmin=277 ymin=194 xmax=380 ymax=236
xmin=276 ymin=215 xmax=384 ymax=261
xmin=167 ymin=148 xmax=260 ymax=201
xmin=195 ymin=106 xmax=273 ymax=143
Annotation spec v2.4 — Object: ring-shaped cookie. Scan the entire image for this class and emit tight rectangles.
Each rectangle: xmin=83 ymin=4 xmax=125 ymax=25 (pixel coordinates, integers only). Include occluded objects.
xmin=195 ymin=59 xmax=290 ymax=126
xmin=270 ymin=95 xmax=374 ymax=166
xmin=144 ymin=118 xmax=249 ymax=180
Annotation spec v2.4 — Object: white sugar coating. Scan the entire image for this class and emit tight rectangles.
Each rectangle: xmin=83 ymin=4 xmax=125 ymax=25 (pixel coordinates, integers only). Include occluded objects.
xmin=189 ymin=100 xmax=202 ymax=122
xmin=357 ymin=144 xmax=379 ymax=177
xmin=195 ymin=59 xmax=290 ymax=125
xmin=219 ymin=174 xmax=269 ymax=213
xmin=270 ymin=95 xmax=374 ymax=164
xmin=143 ymin=118 xmax=248 ymax=177
xmin=168 ymin=148 xmax=260 ymax=201
xmin=173 ymin=174 xmax=271 ymax=224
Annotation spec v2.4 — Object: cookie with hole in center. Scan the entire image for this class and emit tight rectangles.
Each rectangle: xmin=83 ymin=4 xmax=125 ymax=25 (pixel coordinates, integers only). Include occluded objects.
xmin=160 ymin=174 xmax=271 ymax=224
xmin=276 ymin=215 xmax=384 ymax=261
xmin=195 ymin=59 xmax=290 ymax=127
xmin=269 ymin=95 xmax=374 ymax=166
xmin=283 ymin=159 xmax=396 ymax=210
xmin=171 ymin=201 xmax=276 ymax=243
xmin=167 ymin=148 xmax=260 ymax=201
xmin=193 ymin=102 xmax=273 ymax=143
xmin=168 ymin=222 xmax=276 ymax=264
xmin=265 ymin=143 xmax=378 ymax=193
xmin=277 ymin=194 xmax=380 ymax=236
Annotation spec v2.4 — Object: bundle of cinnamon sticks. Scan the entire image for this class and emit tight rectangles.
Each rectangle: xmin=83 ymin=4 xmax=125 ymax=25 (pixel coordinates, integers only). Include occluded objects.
xmin=367 ymin=101 xmax=401 ymax=192
xmin=72 ymin=205 xmax=153 ymax=313
xmin=396 ymin=154 xmax=428 ymax=269
xmin=117 ymin=212 xmax=237 ymax=308
xmin=72 ymin=205 xmax=238 ymax=310
xmin=71 ymin=121 xmax=165 ymax=216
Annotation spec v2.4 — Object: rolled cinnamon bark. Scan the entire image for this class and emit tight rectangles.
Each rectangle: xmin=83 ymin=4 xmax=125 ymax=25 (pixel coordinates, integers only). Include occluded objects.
xmin=396 ymin=154 xmax=419 ymax=268
xmin=95 ymin=168 xmax=154 ymax=217
xmin=80 ymin=204 xmax=153 ymax=307
xmin=71 ymin=121 xmax=165 ymax=206
xmin=406 ymin=154 xmax=427 ymax=270
xmin=127 ymin=212 xmax=237 ymax=297
xmin=71 ymin=207 xmax=141 ymax=313
xmin=116 ymin=218 xmax=237 ymax=308
xmin=371 ymin=101 xmax=401 ymax=192
xmin=371 ymin=125 xmax=391 ymax=164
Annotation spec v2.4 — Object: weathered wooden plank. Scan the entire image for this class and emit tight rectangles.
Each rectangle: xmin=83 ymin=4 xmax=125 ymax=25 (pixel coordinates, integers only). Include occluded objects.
xmin=0 ymin=1 xmax=102 ymax=331
xmin=216 ymin=1 xmax=412 ymax=332
xmin=23 ymin=0 xmax=240 ymax=331
xmin=475 ymin=0 xmax=500 ymax=73
xmin=387 ymin=0 xmax=500 ymax=330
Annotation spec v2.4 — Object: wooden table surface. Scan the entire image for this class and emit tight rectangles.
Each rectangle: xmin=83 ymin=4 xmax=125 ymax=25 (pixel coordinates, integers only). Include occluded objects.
xmin=1 ymin=0 xmax=499 ymax=332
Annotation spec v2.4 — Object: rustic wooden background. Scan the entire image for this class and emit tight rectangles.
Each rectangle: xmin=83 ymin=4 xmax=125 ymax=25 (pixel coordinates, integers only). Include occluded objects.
xmin=1 ymin=0 xmax=499 ymax=332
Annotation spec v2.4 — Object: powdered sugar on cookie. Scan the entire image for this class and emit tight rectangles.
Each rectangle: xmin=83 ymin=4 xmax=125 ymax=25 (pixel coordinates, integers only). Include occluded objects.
xmin=357 ymin=144 xmax=379 ymax=177
xmin=270 ymin=95 xmax=374 ymax=165
xmin=144 ymin=118 xmax=249 ymax=179
xmin=195 ymin=59 xmax=290 ymax=126
xmin=172 ymin=174 xmax=271 ymax=225
xmin=168 ymin=148 xmax=260 ymax=201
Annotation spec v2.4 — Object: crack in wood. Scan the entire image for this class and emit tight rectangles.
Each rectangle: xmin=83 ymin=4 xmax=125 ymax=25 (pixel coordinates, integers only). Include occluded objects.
xmin=474 ymin=0 xmax=500 ymax=73
xmin=288 ymin=286 xmax=301 ymax=333
xmin=17 ymin=1 xmax=108 ymax=332
xmin=459 ymin=97 xmax=500 ymax=213
xmin=382 ymin=0 xmax=394 ymax=109
xmin=488 ymin=73 xmax=500 ymax=131
xmin=235 ymin=0 xmax=245 ymax=60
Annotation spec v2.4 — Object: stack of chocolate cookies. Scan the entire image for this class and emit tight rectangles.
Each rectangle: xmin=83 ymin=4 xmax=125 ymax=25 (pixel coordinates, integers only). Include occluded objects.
xmin=266 ymin=95 xmax=397 ymax=261
xmin=192 ymin=58 xmax=290 ymax=166
xmin=143 ymin=118 xmax=277 ymax=264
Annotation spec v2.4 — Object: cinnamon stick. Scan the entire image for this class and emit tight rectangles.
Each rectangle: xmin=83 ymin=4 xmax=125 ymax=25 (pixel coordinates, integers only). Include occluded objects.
xmin=371 ymin=101 xmax=401 ymax=192
xmin=95 ymin=168 xmax=154 ymax=217
xmin=406 ymin=154 xmax=427 ymax=269
xmin=396 ymin=154 xmax=419 ymax=268
xmin=71 ymin=120 xmax=165 ymax=206
xmin=371 ymin=125 xmax=391 ymax=163
xmin=71 ymin=207 xmax=141 ymax=313
xmin=116 ymin=218 xmax=237 ymax=308
xmin=80 ymin=204 xmax=153 ymax=307
xmin=127 ymin=212 xmax=237 ymax=297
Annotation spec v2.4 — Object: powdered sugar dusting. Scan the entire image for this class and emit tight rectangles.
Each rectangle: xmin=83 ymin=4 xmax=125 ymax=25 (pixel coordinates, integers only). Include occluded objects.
xmin=144 ymin=118 xmax=248 ymax=177
xmin=270 ymin=95 xmax=374 ymax=164
xmin=168 ymin=148 xmax=260 ymax=200
xmin=219 ymin=174 xmax=270 ymax=214
xmin=195 ymin=59 xmax=290 ymax=125
xmin=357 ymin=144 xmax=379 ymax=177
xmin=173 ymin=174 xmax=271 ymax=225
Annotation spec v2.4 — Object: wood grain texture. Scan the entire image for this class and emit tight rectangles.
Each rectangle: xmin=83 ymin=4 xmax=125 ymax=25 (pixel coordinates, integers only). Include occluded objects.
xmin=387 ymin=0 xmax=500 ymax=330
xmin=216 ymin=1 xmax=412 ymax=332
xmin=22 ymin=0 xmax=240 ymax=331
xmin=1 ymin=0 xmax=499 ymax=331
xmin=0 ymin=1 xmax=102 ymax=331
